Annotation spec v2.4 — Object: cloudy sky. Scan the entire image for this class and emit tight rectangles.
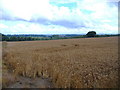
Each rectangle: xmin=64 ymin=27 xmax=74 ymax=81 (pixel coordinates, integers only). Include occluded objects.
xmin=0 ymin=0 xmax=119 ymax=34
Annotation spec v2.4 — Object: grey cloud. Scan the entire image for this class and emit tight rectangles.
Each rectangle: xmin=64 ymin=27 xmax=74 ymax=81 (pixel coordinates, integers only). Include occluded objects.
xmin=29 ymin=18 xmax=50 ymax=25
xmin=1 ymin=11 xmax=85 ymax=28
xmin=25 ymin=15 xmax=86 ymax=28
xmin=0 ymin=9 xmax=28 ymax=22
xmin=51 ymin=20 xmax=86 ymax=28
xmin=0 ymin=2 xmax=117 ymax=29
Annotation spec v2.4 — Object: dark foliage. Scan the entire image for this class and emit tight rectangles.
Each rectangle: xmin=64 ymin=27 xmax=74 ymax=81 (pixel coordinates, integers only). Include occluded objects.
xmin=1 ymin=33 xmax=119 ymax=41
xmin=86 ymin=31 xmax=96 ymax=37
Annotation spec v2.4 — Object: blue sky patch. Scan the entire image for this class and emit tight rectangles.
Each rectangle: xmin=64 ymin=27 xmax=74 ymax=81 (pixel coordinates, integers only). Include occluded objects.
xmin=50 ymin=2 xmax=77 ymax=9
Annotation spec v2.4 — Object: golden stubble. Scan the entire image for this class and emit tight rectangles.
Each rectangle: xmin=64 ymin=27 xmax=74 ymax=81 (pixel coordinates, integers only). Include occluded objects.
xmin=2 ymin=37 xmax=119 ymax=88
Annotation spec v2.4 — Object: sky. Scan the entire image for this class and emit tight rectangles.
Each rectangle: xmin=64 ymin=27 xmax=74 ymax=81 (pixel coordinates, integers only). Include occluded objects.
xmin=0 ymin=0 xmax=119 ymax=35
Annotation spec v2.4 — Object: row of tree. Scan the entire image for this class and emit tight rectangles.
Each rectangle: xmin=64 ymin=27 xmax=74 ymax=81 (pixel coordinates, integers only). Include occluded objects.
xmin=1 ymin=31 xmax=119 ymax=41
xmin=1 ymin=34 xmax=41 ymax=41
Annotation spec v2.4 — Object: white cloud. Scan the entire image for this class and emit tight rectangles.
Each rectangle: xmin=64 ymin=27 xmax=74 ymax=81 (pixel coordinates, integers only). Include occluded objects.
xmin=107 ymin=0 xmax=119 ymax=2
xmin=0 ymin=0 xmax=118 ymax=34
xmin=0 ymin=24 xmax=8 ymax=28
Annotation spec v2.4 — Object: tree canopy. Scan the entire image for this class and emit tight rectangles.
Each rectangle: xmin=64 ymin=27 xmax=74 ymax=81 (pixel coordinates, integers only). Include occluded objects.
xmin=86 ymin=31 xmax=96 ymax=37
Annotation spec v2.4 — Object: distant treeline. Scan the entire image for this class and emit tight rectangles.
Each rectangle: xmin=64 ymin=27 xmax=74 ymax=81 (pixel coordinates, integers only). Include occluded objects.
xmin=1 ymin=33 xmax=119 ymax=41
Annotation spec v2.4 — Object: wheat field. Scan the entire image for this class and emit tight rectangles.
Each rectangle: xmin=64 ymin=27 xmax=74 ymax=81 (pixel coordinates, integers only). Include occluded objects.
xmin=2 ymin=37 xmax=119 ymax=88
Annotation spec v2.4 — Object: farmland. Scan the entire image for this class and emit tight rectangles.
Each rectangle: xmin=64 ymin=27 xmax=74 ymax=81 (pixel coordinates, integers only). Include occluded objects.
xmin=2 ymin=36 xmax=119 ymax=88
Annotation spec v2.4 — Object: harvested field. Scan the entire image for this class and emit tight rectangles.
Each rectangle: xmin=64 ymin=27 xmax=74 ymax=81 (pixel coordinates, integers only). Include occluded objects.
xmin=2 ymin=37 xmax=119 ymax=88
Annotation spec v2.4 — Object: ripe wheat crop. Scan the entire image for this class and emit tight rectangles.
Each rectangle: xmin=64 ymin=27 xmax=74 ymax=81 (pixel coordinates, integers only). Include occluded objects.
xmin=2 ymin=37 xmax=119 ymax=88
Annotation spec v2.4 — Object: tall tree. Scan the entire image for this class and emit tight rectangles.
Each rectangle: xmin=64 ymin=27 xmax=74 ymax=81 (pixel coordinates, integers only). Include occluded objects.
xmin=86 ymin=31 xmax=96 ymax=37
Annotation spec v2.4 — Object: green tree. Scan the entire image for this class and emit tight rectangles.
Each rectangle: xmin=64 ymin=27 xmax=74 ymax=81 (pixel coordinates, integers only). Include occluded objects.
xmin=51 ymin=35 xmax=60 ymax=39
xmin=9 ymin=36 xmax=16 ymax=41
xmin=86 ymin=31 xmax=96 ymax=37
xmin=1 ymin=33 xmax=9 ymax=41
